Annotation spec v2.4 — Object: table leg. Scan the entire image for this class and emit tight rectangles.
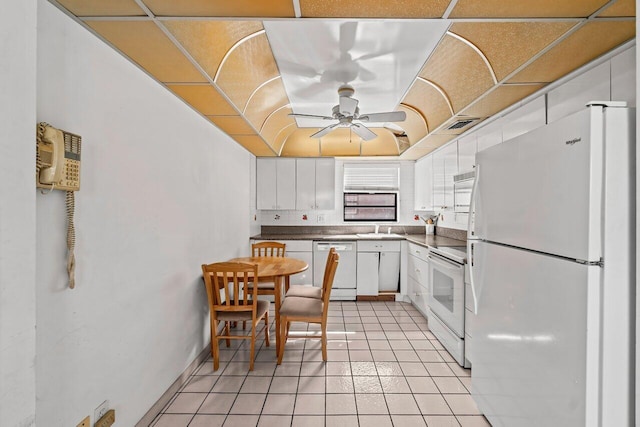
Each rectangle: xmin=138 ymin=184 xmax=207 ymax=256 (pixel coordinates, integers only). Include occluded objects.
xmin=274 ymin=275 xmax=282 ymax=357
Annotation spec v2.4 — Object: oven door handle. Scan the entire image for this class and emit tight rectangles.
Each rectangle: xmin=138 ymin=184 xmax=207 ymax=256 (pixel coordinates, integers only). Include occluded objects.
xmin=428 ymin=253 xmax=463 ymax=271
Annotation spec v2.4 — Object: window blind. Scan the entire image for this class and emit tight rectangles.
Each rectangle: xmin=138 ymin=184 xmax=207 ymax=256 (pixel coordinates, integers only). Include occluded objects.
xmin=343 ymin=163 xmax=400 ymax=191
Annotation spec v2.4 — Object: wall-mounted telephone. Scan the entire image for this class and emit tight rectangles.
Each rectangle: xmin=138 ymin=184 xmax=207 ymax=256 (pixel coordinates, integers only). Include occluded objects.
xmin=36 ymin=122 xmax=81 ymax=191
xmin=36 ymin=122 xmax=82 ymax=289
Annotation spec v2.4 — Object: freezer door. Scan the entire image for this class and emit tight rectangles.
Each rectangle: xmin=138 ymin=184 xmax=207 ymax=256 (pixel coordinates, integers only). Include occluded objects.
xmin=471 ymin=242 xmax=601 ymax=427
xmin=475 ymin=107 xmax=607 ymax=261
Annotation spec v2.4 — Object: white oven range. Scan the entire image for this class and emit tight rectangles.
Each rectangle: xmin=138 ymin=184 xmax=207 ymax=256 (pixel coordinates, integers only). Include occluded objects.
xmin=427 ymin=246 xmax=467 ymax=366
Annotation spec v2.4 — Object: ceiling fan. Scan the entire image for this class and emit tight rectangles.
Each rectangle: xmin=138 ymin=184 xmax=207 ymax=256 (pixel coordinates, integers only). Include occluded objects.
xmin=289 ymin=84 xmax=407 ymax=141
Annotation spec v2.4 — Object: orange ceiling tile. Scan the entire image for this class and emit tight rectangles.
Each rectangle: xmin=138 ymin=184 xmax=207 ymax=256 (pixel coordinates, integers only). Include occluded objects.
xmin=87 ymin=21 xmax=206 ymax=83
xmin=208 ymin=116 xmax=256 ymax=135
xmin=402 ymin=80 xmax=453 ymax=133
xmin=260 ymin=107 xmax=295 ymax=150
xmin=320 ymin=128 xmax=365 ymax=156
xmin=232 ymin=135 xmax=277 ymax=156
xmin=163 ymin=21 xmax=264 ymax=81
xmin=143 ymin=0 xmax=295 ymax=17
xmin=397 ymin=105 xmax=429 ymax=144
xmin=280 ymin=129 xmax=322 ymax=157
xmin=419 ymin=34 xmax=495 ymax=114
xmin=244 ymin=78 xmax=290 ymax=129
xmin=598 ymin=0 xmax=636 ymax=17
xmin=450 ymin=0 xmax=609 ymax=18
xmin=166 ymin=84 xmax=238 ymax=115
xmin=460 ymin=84 xmax=544 ymax=118
xmin=57 ymin=0 xmax=146 ymax=16
xmin=299 ymin=0 xmax=450 ymax=18
xmin=214 ymin=34 xmax=280 ymax=110
xmin=449 ymin=22 xmax=576 ymax=81
xmin=508 ymin=21 xmax=635 ymax=83
xmin=360 ymin=131 xmax=400 ymax=156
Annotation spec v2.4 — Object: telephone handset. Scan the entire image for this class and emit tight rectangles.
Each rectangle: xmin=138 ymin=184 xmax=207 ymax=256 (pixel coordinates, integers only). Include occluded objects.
xmin=36 ymin=122 xmax=81 ymax=191
xmin=36 ymin=122 xmax=82 ymax=289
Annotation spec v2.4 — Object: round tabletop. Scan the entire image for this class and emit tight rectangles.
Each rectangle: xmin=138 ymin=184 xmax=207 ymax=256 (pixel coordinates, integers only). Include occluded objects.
xmin=228 ymin=256 xmax=308 ymax=278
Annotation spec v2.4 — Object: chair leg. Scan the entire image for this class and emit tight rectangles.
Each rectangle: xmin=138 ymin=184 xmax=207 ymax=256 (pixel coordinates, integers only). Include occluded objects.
xmin=224 ymin=322 xmax=231 ymax=348
xmin=212 ymin=319 xmax=220 ymax=371
xmin=264 ymin=313 xmax=270 ymax=347
xmin=277 ymin=318 xmax=287 ymax=365
xmin=249 ymin=325 xmax=256 ymax=371
xmin=321 ymin=323 xmax=328 ymax=362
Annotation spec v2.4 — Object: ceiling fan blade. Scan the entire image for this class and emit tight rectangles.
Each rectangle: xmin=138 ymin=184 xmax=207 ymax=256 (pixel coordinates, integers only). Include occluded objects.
xmin=311 ymin=123 xmax=341 ymax=139
xmin=288 ymin=113 xmax=335 ymax=120
xmin=339 ymin=22 xmax=357 ymax=54
xmin=339 ymin=96 xmax=359 ymax=117
xmin=351 ymin=123 xmax=377 ymax=141
xmin=358 ymin=65 xmax=376 ymax=82
xmin=358 ymin=111 xmax=407 ymax=123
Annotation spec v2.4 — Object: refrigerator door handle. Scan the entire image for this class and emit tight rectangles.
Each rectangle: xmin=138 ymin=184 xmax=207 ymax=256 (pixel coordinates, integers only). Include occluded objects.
xmin=467 ymin=164 xmax=479 ymax=240
xmin=467 ymin=241 xmax=478 ymax=314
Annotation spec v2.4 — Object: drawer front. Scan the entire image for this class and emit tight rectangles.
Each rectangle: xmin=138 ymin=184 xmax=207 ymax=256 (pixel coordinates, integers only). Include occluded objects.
xmin=254 ymin=239 xmax=312 ymax=252
xmin=408 ymin=242 xmax=429 ymax=262
xmin=409 ymin=278 xmax=429 ymax=318
xmin=358 ymin=240 xmax=401 ymax=252
xmin=408 ymin=255 xmax=429 ymax=288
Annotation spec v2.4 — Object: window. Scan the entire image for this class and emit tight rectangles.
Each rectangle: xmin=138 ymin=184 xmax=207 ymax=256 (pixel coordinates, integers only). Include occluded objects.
xmin=344 ymin=193 xmax=397 ymax=222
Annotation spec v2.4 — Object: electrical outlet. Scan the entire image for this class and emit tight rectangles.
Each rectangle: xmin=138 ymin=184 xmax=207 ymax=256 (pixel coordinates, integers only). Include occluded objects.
xmin=94 ymin=400 xmax=109 ymax=423
xmin=317 ymin=214 xmax=324 ymax=223
xmin=76 ymin=416 xmax=90 ymax=427
xmin=95 ymin=409 xmax=115 ymax=427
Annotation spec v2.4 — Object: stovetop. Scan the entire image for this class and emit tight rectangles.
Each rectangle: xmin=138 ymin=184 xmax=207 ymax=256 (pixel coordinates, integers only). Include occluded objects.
xmin=429 ymin=245 xmax=467 ymax=264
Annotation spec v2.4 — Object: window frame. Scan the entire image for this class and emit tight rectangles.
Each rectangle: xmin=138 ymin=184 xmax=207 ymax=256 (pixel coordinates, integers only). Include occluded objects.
xmin=343 ymin=192 xmax=398 ymax=222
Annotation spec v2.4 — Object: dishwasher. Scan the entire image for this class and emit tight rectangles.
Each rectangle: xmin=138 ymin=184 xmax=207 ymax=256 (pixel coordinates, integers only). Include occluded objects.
xmin=313 ymin=241 xmax=357 ymax=300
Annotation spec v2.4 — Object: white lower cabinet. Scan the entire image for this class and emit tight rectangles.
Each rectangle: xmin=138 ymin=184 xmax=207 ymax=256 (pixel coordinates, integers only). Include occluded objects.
xmin=407 ymin=242 xmax=430 ymax=316
xmin=357 ymin=252 xmax=379 ymax=296
xmin=356 ymin=240 xmax=401 ymax=296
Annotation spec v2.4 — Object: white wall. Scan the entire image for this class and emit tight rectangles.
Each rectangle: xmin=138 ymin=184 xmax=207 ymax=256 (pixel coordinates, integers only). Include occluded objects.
xmin=36 ymin=2 xmax=252 ymax=426
xmin=0 ymin=1 xmax=37 ymax=426
xmin=259 ymin=160 xmax=425 ymax=228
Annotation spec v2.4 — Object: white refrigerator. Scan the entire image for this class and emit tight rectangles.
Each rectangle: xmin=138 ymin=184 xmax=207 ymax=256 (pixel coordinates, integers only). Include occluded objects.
xmin=467 ymin=103 xmax=635 ymax=426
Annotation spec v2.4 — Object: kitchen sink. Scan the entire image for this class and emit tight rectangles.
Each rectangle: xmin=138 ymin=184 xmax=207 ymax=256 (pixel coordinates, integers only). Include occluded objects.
xmin=356 ymin=233 xmax=403 ymax=238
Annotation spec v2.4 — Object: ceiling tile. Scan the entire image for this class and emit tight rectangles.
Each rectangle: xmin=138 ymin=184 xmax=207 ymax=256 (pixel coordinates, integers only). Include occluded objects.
xmin=57 ymin=0 xmax=146 ymax=16
xmin=360 ymin=131 xmax=400 ymax=156
xmin=459 ymin=84 xmax=544 ymax=118
xmin=142 ymin=0 xmax=295 ymax=17
xmin=320 ymin=130 xmax=363 ymax=156
xmin=299 ymin=0 xmax=450 ymax=18
xmin=163 ymin=20 xmax=264 ymax=81
xmin=208 ymin=116 xmax=256 ymax=135
xmin=597 ymin=0 xmax=636 ymax=17
xmin=401 ymin=134 xmax=455 ymax=160
xmin=397 ymin=105 xmax=429 ymax=144
xmin=259 ymin=107 xmax=296 ymax=152
xmin=214 ymin=33 xmax=280 ymax=110
xmin=280 ymin=129 xmax=321 ymax=157
xmin=508 ymin=21 xmax=635 ymax=83
xmin=419 ymin=34 xmax=495 ymax=114
xmin=402 ymin=80 xmax=453 ymax=133
xmin=449 ymin=22 xmax=576 ymax=81
xmin=87 ymin=21 xmax=206 ymax=83
xmin=166 ymin=84 xmax=238 ymax=115
xmin=243 ymin=78 xmax=290 ymax=130
xmin=232 ymin=135 xmax=277 ymax=156
xmin=450 ymin=0 xmax=609 ymax=18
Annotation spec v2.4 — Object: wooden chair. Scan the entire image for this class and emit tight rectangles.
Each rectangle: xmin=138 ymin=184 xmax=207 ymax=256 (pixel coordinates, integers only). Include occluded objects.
xmin=277 ymin=249 xmax=339 ymax=364
xmin=285 ymin=247 xmax=335 ymax=300
xmin=248 ymin=241 xmax=287 ymax=293
xmin=202 ymin=262 xmax=270 ymax=371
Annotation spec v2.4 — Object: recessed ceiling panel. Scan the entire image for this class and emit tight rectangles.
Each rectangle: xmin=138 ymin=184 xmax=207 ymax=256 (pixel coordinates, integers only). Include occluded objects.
xmin=243 ymin=78 xmax=291 ymax=129
xmin=166 ymin=84 xmax=238 ymax=115
xmin=360 ymin=131 xmax=400 ymax=156
xmin=232 ymin=135 xmax=277 ymax=157
xmin=419 ymin=34 xmax=495 ymax=114
xmin=163 ymin=21 xmax=264 ymax=81
xmin=260 ymin=107 xmax=296 ymax=150
xmin=299 ymin=0 xmax=450 ymax=18
xmin=401 ymin=134 xmax=455 ymax=160
xmin=264 ymin=20 xmax=450 ymax=128
xmin=208 ymin=116 xmax=256 ymax=135
xmin=450 ymin=22 xmax=576 ymax=81
xmin=215 ymin=34 xmax=280 ymax=110
xmin=598 ymin=0 xmax=635 ymax=17
xmin=402 ymin=79 xmax=453 ymax=133
xmin=57 ymin=0 xmax=145 ymax=16
xmin=143 ymin=0 xmax=295 ymax=17
xmin=508 ymin=21 xmax=635 ymax=83
xmin=87 ymin=21 xmax=206 ymax=83
xmin=281 ymin=129 xmax=322 ymax=157
xmin=460 ymin=84 xmax=545 ymax=118
xmin=450 ymin=0 xmax=609 ymax=18
xmin=320 ymin=129 xmax=363 ymax=156
xmin=397 ymin=105 xmax=429 ymax=144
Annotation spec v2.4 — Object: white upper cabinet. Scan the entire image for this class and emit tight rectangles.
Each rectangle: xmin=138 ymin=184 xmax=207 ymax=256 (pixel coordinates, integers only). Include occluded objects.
xmin=295 ymin=158 xmax=335 ymax=210
xmin=257 ymin=158 xmax=296 ymax=210
xmin=432 ymin=149 xmax=446 ymax=210
xmin=442 ymin=142 xmax=458 ymax=209
xmin=414 ymin=156 xmax=433 ymax=211
xmin=457 ymin=134 xmax=477 ymax=172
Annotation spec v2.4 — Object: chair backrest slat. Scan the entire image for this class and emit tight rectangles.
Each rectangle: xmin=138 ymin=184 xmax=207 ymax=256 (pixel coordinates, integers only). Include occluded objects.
xmin=322 ymin=249 xmax=340 ymax=318
xmin=252 ymin=241 xmax=286 ymax=258
xmin=202 ymin=262 xmax=259 ymax=313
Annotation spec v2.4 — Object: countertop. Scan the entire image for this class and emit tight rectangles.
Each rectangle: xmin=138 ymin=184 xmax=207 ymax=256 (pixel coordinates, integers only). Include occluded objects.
xmin=250 ymin=233 xmax=465 ymax=248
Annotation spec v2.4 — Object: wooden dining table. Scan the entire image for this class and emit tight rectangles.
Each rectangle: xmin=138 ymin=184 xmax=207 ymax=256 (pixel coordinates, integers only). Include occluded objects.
xmin=228 ymin=256 xmax=309 ymax=356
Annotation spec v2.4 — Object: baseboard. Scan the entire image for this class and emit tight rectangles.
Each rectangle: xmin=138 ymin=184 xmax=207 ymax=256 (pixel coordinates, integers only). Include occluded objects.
xmin=356 ymin=293 xmax=397 ymax=302
xmin=135 ymin=345 xmax=210 ymax=427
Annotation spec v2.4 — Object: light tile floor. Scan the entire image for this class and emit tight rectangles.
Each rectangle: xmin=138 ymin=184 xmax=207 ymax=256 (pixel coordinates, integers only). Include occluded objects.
xmin=150 ymin=301 xmax=490 ymax=427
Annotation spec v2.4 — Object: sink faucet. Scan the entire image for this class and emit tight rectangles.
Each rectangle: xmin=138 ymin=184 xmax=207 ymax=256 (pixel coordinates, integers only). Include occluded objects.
xmin=374 ymin=224 xmax=379 ymax=234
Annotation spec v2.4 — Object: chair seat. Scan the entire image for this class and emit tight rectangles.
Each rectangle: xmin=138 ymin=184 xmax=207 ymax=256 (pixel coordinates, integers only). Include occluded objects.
xmin=215 ymin=299 xmax=269 ymax=321
xmin=245 ymin=281 xmax=276 ymax=290
xmin=280 ymin=296 xmax=323 ymax=318
xmin=286 ymin=285 xmax=321 ymax=299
